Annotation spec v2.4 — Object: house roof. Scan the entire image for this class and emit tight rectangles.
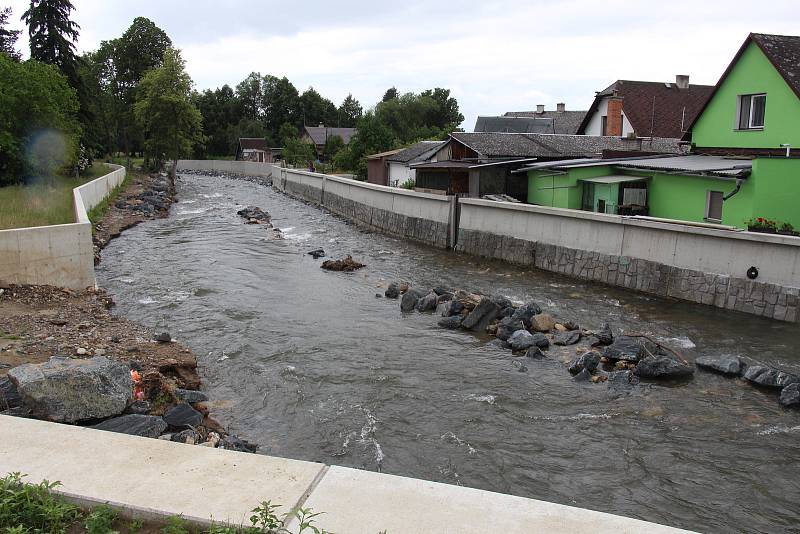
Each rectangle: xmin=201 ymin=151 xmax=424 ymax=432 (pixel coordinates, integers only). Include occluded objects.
xmin=515 ymin=154 xmax=752 ymax=178
xmin=503 ymin=110 xmax=587 ymax=134
xmin=303 ymin=126 xmax=357 ymax=145
xmin=474 ymin=116 xmax=556 ymax=134
xmin=238 ymin=138 xmax=269 ymax=151
xmin=387 ymin=140 xmax=445 ymax=164
xmin=367 ymin=148 xmax=403 ymax=160
xmin=576 ymin=80 xmax=714 ymax=138
xmin=685 ymin=33 xmax=800 ymax=138
xmin=449 ymin=132 xmax=685 ymax=159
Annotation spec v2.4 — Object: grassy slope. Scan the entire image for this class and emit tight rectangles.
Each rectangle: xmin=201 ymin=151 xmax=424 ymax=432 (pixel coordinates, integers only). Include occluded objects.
xmin=0 ymin=164 xmax=110 ymax=230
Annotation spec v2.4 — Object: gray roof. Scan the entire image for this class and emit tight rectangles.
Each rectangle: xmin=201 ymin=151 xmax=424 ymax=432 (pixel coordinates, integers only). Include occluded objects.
xmin=303 ymin=126 xmax=357 ymax=145
xmin=516 ymin=154 xmax=752 ymax=178
xmin=503 ymin=110 xmax=587 ymax=134
xmin=450 ymin=132 xmax=686 ymax=159
xmin=387 ymin=140 xmax=444 ymax=163
xmin=474 ymin=116 xmax=555 ymax=134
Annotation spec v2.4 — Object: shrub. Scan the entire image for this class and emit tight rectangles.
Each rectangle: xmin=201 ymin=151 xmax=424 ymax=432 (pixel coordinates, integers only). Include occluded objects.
xmin=0 ymin=472 xmax=81 ymax=533
xmin=400 ymin=178 xmax=415 ymax=190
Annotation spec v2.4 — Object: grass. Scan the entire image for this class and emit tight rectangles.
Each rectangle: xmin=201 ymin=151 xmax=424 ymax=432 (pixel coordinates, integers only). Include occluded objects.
xmin=87 ymin=171 xmax=133 ymax=227
xmin=0 ymin=473 xmax=337 ymax=534
xmin=0 ymin=164 xmax=111 ymax=230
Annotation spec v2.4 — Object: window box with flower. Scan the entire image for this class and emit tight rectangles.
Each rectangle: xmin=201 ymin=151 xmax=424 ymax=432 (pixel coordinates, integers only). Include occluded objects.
xmin=745 ymin=217 xmax=778 ymax=234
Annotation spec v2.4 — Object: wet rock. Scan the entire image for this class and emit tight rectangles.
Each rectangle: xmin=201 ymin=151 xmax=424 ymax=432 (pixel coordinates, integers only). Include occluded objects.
xmin=237 ymin=206 xmax=271 ymax=222
xmin=491 ymin=295 xmax=513 ymax=310
xmin=509 ymin=330 xmax=538 ymax=352
xmin=461 ymin=297 xmax=501 ymax=332
xmin=91 ymin=414 xmax=167 ymax=438
xmin=635 ymin=356 xmax=694 ymax=379
xmin=158 ymin=359 xmax=201 ymax=390
xmin=602 ymin=336 xmax=651 ymax=362
xmin=695 ymin=356 xmax=743 ymax=376
xmin=607 ymin=370 xmax=636 ymax=388
xmin=573 ymin=369 xmax=592 ymax=382
xmin=321 ymin=255 xmax=365 ymax=272
xmin=0 ymin=377 xmax=22 ymax=410
xmin=525 ymin=347 xmax=547 ymax=359
xmin=530 ymin=314 xmax=556 ymax=333
xmin=568 ymin=352 xmax=601 ymax=375
xmin=172 ymin=428 xmax=201 ymax=445
xmin=780 ymin=383 xmax=800 ymax=408
xmin=432 ymin=286 xmax=452 ymax=297
xmin=511 ymin=302 xmax=543 ymax=329
xmin=594 ymin=324 xmax=614 ymax=346
xmin=441 ymin=299 xmax=464 ymax=317
xmin=454 ymin=290 xmax=481 ymax=311
xmin=553 ymin=331 xmax=581 ymax=346
xmin=220 ymin=434 xmax=258 ymax=453
xmin=385 ymin=283 xmax=400 ymax=299
xmin=416 ymin=292 xmax=439 ymax=312
xmin=401 ymin=288 xmax=427 ymax=312
xmin=307 ymin=249 xmax=325 ymax=259
xmin=8 ymin=356 xmax=132 ymax=423
xmin=163 ymin=403 xmax=203 ymax=428
xmin=743 ymin=366 xmax=799 ymax=389
xmin=498 ymin=306 xmax=515 ymax=318
xmin=554 ymin=323 xmax=568 ymax=332
xmin=496 ymin=317 xmax=524 ymax=341
xmin=175 ymin=388 xmax=208 ymax=404
xmin=530 ymin=333 xmax=550 ymax=349
xmin=154 ymin=332 xmax=172 ymax=343
xmin=125 ymin=400 xmax=152 ymax=415
xmin=438 ymin=316 xmax=463 ymax=330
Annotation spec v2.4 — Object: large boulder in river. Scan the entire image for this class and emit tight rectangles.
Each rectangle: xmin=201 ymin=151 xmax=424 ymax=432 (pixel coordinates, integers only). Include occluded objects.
xmin=461 ymin=297 xmax=501 ymax=332
xmin=91 ymin=414 xmax=167 ymax=438
xmin=8 ymin=356 xmax=132 ymax=423
xmin=416 ymin=291 xmax=439 ymax=312
xmin=529 ymin=314 xmax=556 ymax=333
xmin=593 ymin=323 xmax=614 ymax=346
xmin=508 ymin=330 xmax=538 ymax=352
xmin=320 ymin=255 xmax=365 ymax=272
xmin=743 ymin=366 xmax=799 ymax=389
xmin=695 ymin=355 xmax=743 ymax=376
xmin=385 ymin=283 xmax=400 ymax=299
xmin=438 ymin=316 xmax=463 ymax=330
xmin=401 ymin=287 xmax=427 ymax=312
xmin=497 ymin=317 xmax=524 ymax=341
xmin=635 ymin=356 xmax=694 ymax=379
xmin=441 ymin=299 xmax=464 ymax=317
xmin=553 ymin=331 xmax=581 ymax=346
xmin=511 ymin=302 xmax=543 ymax=329
xmin=780 ymin=383 xmax=800 ymax=408
xmin=568 ymin=352 xmax=601 ymax=375
xmin=602 ymin=336 xmax=653 ymax=362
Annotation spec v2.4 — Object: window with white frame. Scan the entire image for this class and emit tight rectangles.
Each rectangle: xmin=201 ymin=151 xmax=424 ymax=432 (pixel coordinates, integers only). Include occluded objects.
xmin=737 ymin=93 xmax=766 ymax=129
xmin=705 ymin=190 xmax=723 ymax=222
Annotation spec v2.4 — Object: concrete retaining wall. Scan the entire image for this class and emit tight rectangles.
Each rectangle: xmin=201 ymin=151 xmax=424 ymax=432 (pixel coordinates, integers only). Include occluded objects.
xmin=0 ymin=164 xmax=126 ymax=290
xmin=177 ymin=159 xmax=274 ymax=177
xmin=457 ymin=199 xmax=800 ymax=321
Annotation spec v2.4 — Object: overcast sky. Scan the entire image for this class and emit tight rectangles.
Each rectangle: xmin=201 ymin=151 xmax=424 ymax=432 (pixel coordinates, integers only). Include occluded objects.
xmin=5 ymin=0 xmax=800 ymax=130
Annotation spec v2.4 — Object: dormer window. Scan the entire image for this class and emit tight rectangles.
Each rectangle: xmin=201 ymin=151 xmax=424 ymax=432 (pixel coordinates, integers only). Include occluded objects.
xmin=737 ymin=93 xmax=766 ymax=129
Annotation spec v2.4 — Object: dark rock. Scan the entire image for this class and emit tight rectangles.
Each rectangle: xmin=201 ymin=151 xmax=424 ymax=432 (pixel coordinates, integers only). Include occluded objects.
xmin=607 ymin=370 xmax=636 ymax=388
xmin=496 ymin=317 xmax=524 ymax=341
xmin=441 ymin=299 xmax=464 ymax=317
xmin=154 ymin=332 xmax=172 ymax=343
xmin=175 ymin=388 xmax=208 ymax=404
xmin=385 ymin=283 xmax=400 ymax=299
xmin=8 ymin=356 xmax=132 ymax=423
xmin=401 ymin=288 xmax=427 ymax=312
xmin=436 ymin=293 xmax=454 ymax=304
xmin=163 ymin=403 xmax=203 ymax=428
xmin=568 ymin=352 xmax=601 ymax=375
xmin=553 ymin=331 xmax=581 ymax=346
xmin=511 ymin=302 xmax=542 ymax=329
xmin=237 ymin=206 xmax=271 ymax=222
xmin=416 ymin=292 xmax=439 ymax=312
xmin=695 ymin=356 xmax=743 ymax=376
xmin=91 ymin=414 xmax=167 ymax=438
xmin=461 ymin=297 xmax=501 ymax=332
xmin=499 ymin=306 xmax=515 ymax=318
xmin=438 ymin=316 xmax=463 ymax=330
xmin=743 ymin=366 xmax=799 ymax=388
xmin=594 ymin=323 xmax=614 ymax=346
xmin=0 ymin=376 xmax=22 ymax=410
xmin=635 ymin=356 xmax=694 ymax=379
xmin=321 ymin=255 xmax=365 ymax=272
xmin=530 ymin=333 xmax=550 ymax=349
xmin=125 ymin=400 xmax=152 ymax=415
xmin=491 ymin=295 xmax=513 ymax=310
xmin=573 ymin=369 xmax=592 ymax=382
xmin=432 ymin=286 xmax=452 ymax=297
xmin=603 ymin=336 xmax=652 ymax=362
xmin=780 ymin=383 xmax=800 ymax=408
xmin=509 ymin=330 xmax=539 ymax=352
xmin=525 ymin=347 xmax=546 ymax=359
xmin=172 ymin=428 xmax=201 ymax=444
xmin=375 ymin=293 xmax=382 ymax=298
xmin=220 ymin=434 xmax=258 ymax=453
xmin=307 ymin=249 xmax=325 ymax=259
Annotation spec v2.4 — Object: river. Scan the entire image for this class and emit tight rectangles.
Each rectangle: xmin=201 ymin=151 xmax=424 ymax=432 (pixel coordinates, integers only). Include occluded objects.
xmin=97 ymin=173 xmax=800 ymax=533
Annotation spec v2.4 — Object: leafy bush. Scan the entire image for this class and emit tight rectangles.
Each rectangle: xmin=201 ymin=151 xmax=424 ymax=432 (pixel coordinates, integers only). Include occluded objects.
xmin=84 ymin=504 xmax=118 ymax=534
xmin=0 ymin=472 xmax=81 ymax=533
xmin=400 ymin=178 xmax=415 ymax=190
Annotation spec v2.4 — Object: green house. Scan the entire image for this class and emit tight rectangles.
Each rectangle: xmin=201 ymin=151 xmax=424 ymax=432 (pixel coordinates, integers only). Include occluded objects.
xmin=522 ymin=33 xmax=800 ymax=231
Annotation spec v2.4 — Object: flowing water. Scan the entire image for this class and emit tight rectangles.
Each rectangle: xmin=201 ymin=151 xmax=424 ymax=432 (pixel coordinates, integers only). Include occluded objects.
xmin=97 ymin=173 xmax=800 ymax=533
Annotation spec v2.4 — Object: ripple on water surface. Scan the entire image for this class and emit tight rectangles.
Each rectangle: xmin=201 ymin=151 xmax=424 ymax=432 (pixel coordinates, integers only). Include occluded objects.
xmin=96 ymin=173 xmax=800 ymax=533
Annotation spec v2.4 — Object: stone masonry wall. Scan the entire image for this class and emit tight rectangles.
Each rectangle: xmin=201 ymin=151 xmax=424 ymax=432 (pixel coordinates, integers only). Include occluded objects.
xmin=456 ymin=228 xmax=799 ymax=322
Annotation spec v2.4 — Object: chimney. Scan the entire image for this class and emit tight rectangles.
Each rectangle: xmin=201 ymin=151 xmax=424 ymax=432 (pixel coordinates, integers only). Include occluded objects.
xmin=536 ymin=104 xmax=545 ymax=113
xmin=675 ymin=75 xmax=689 ymax=89
xmin=556 ymin=103 xmax=565 ymax=112
xmin=606 ymin=97 xmax=623 ymax=136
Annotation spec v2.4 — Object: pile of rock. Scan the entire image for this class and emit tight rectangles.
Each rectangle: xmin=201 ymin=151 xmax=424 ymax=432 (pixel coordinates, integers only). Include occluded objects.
xmin=696 ymin=355 xmax=800 ymax=409
xmin=1 ymin=355 xmax=256 ymax=453
xmin=321 ymin=255 xmax=365 ymax=272
xmin=115 ymin=174 xmax=173 ymax=217
xmin=237 ymin=206 xmax=271 ymax=225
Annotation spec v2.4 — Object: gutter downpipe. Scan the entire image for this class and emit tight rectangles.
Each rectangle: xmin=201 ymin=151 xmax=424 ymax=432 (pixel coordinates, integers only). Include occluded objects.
xmin=723 ymin=178 xmax=745 ymax=201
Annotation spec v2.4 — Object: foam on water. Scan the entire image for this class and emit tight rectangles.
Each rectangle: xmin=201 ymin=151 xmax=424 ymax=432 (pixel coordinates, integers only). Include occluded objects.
xmin=465 ymin=393 xmax=496 ymax=405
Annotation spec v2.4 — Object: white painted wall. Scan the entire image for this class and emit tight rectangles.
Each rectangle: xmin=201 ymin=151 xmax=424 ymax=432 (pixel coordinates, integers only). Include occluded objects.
xmin=388 ymin=162 xmax=414 ymax=186
xmin=582 ymin=97 xmax=635 ymax=136
xmin=0 ymin=164 xmax=126 ymax=290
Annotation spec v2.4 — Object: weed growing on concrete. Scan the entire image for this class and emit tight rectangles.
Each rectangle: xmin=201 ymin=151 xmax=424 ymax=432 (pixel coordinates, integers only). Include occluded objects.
xmin=84 ymin=504 xmax=118 ymax=534
xmin=0 ymin=472 xmax=81 ymax=533
xmin=161 ymin=515 xmax=191 ymax=533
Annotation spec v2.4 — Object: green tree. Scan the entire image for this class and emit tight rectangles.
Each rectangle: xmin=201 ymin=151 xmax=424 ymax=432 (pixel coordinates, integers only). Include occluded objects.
xmin=22 ymin=0 xmax=79 ymax=83
xmin=299 ymin=86 xmax=337 ymax=127
xmin=382 ymin=86 xmax=398 ymax=102
xmin=278 ymin=123 xmax=315 ymax=166
xmin=193 ymin=84 xmax=243 ymax=157
xmin=338 ymin=94 xmax=362 ymax=128
xmin=235 ymin=72 xmax=263 ymax=121
xmin=134 ymin=47 xmax=202 ymax=176
xmin=0 ymin=53 xmax=80 ymax=184
xmin=322 ymin=134 xmax=344 ymax=161
xmin=342 ymin=110 xmax=397 ymax=178
xmin=0 ymin=6 xmax=21 ymax=60
xmin=262 ymin=75 xmax=301 ymax=139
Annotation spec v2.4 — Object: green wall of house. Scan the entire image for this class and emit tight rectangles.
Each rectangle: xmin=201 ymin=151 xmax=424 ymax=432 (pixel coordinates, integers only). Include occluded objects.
xmin=751 ymin=158 xmax=800 ymax=227
xmin=692 ymin=42 xmax=800 ymax=149
xmin=527 ymin=166 xmax=613 ymax=208
xmin=646 ymin=172 xmax=754 ymax=226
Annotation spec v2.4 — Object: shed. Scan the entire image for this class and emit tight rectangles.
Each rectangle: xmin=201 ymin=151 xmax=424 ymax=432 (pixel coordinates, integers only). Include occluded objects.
xmin=366 ymin=149 xmax=403 ymax=186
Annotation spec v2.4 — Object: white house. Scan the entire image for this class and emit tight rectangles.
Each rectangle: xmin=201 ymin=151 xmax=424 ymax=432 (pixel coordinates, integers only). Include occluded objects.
xmin=386 ymin=140 xmax=444 ymax=186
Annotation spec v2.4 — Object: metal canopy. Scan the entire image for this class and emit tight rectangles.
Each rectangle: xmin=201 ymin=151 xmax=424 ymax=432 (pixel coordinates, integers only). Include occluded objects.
xmin=580 ymin=175 xmax=648 ymax=184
